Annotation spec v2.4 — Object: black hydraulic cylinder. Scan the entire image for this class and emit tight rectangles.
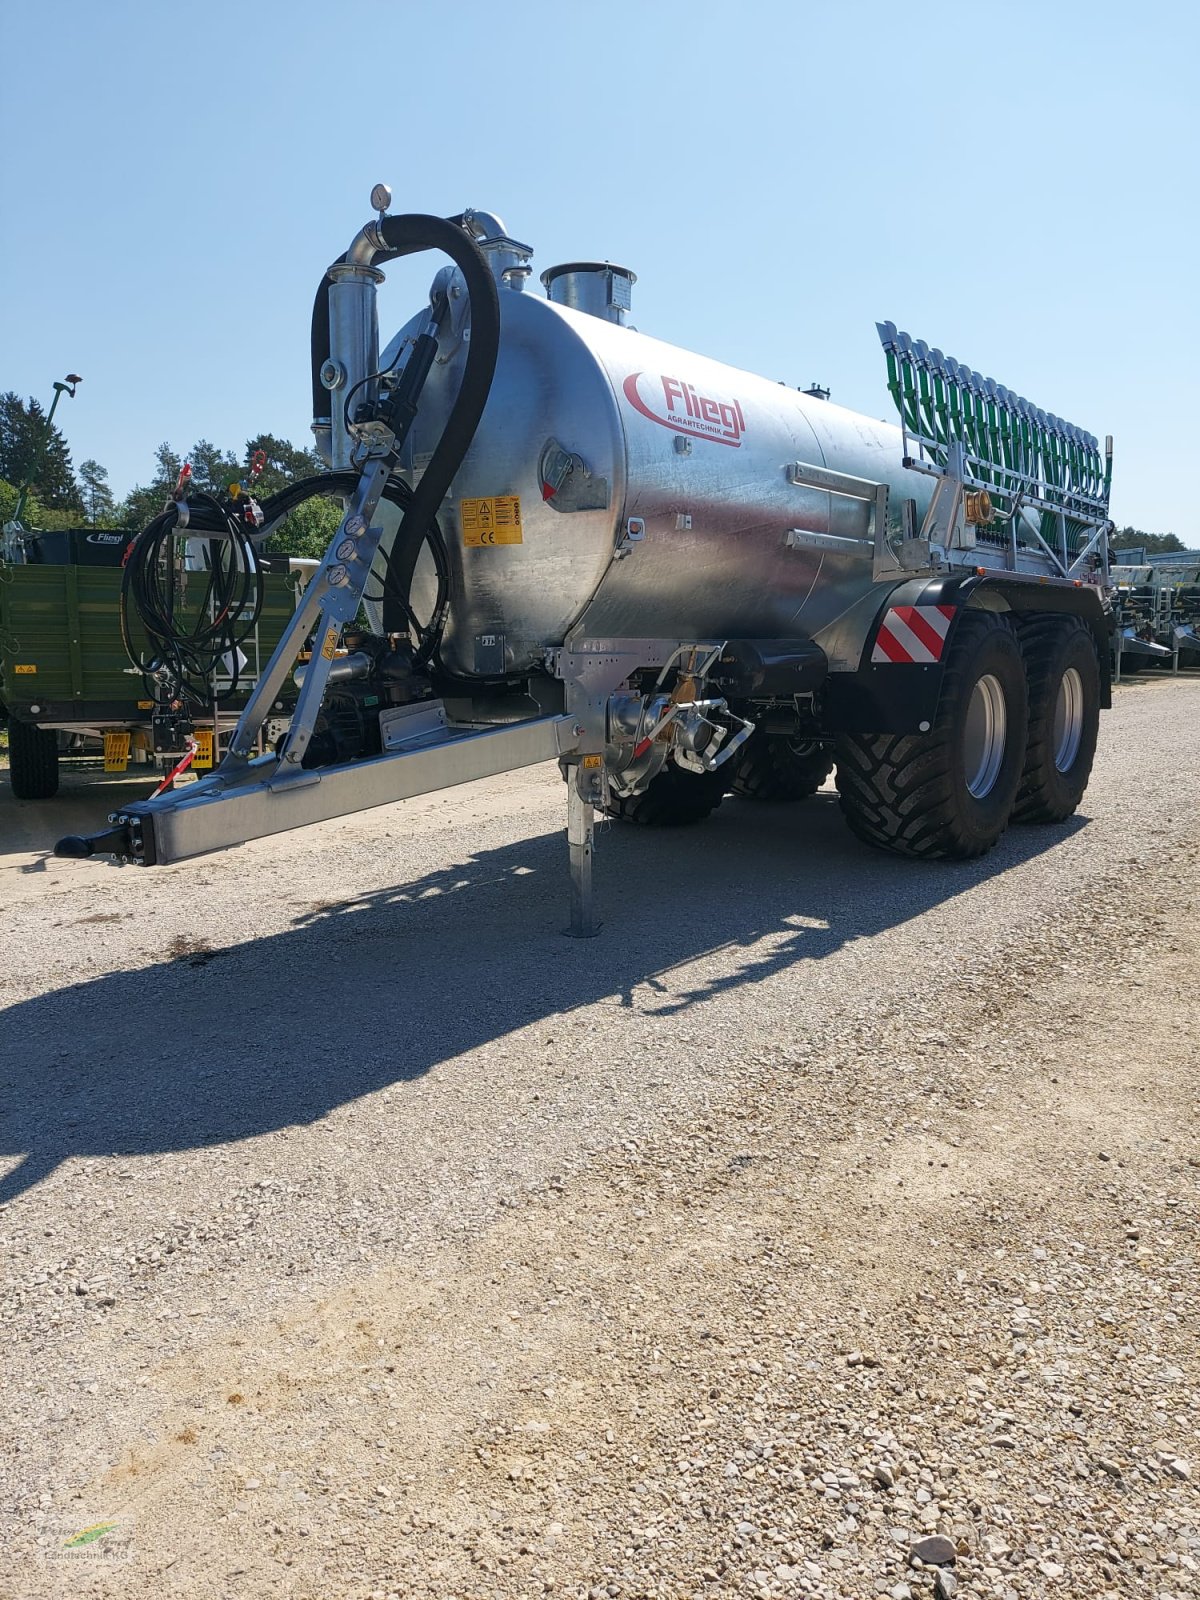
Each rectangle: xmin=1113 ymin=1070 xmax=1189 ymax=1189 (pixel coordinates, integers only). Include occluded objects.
xmin=377 ymin=293 xmax=448 ymax=450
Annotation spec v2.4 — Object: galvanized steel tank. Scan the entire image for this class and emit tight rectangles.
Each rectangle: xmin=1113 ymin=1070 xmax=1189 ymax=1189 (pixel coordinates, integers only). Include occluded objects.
xmin=382 ymin=268 xmax=936 ymax=679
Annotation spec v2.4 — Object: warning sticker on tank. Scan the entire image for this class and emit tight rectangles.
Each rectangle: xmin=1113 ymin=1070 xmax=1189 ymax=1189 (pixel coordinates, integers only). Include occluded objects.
xmin=193 ymin=729 xmax=214 ymax=770
xmin=461 ymin=496 xmax=523 ymax=546
xmin=320 ymin=625 xmax=339 ymax=661
xmin=13 ymin=664 xmax=36 ymax=674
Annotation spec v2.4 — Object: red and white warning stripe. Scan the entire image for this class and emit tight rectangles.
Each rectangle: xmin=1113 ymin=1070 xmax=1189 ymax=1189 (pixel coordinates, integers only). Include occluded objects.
xmin=871 ymin=604 xmax=956 ymax=665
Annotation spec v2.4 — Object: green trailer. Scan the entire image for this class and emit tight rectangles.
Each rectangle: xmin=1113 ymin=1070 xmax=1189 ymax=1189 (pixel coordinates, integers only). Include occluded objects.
xmin=0 ymin=553 xmax=305 ymax=799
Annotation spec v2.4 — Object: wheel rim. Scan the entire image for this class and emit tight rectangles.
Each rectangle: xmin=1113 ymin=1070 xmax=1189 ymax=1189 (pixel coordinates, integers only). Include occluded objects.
xmin=962 ymin=673 xmax=1007 ymax=799
xmin=1053 ymin=667 xmax=1084 ymax=773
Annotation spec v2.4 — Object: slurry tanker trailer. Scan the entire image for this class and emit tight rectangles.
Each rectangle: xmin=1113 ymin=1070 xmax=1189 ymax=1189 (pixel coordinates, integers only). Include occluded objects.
xmin=58 ymin=193 xmax=1116 ymax=933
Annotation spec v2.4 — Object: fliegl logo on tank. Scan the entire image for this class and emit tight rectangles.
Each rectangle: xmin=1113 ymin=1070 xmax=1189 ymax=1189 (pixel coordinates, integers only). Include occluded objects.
xmin=622 ymin=372 xmax=747 ymax=448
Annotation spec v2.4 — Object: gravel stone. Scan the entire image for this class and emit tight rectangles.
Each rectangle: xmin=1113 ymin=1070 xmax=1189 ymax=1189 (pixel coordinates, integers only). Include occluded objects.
xmin=911 ymin=1535 xmax=957 ymax=1566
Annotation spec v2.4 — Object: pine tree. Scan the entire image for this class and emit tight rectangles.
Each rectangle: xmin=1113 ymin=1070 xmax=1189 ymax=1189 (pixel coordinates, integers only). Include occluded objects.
xmin=117 ymin=432 xmax=332 ymax=545
xmin=118 ymin=444 xmax=175 ymax=531
xmin=78 ymin=459 xmax=117 ymax=526
xmin=154 ymin=441 xmax=183 ymax=488
xmin=0 ymin=392 xmax=83 ymax=512
xmin=188 ymin=438 xmax=241 ymax=493
xmin=243 ymin=432 xmax=324 ymax=497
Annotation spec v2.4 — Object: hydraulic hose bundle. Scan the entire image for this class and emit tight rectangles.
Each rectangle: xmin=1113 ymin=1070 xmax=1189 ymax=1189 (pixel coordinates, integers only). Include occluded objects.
xmin=119 ymin=487 xmax=265 ymax=706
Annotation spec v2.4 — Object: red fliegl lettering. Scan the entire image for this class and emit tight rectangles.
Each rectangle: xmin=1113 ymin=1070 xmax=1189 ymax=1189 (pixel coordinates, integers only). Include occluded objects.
xmin=622 ymin=372 xmax=747 ymax=447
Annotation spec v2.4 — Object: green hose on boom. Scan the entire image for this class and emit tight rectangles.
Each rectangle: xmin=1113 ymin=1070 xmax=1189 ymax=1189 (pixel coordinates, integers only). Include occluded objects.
xmin=876 ymin=320 xmax=1111 ymax=554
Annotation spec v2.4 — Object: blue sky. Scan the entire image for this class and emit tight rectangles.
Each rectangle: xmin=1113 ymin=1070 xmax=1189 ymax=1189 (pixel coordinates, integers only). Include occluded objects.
xmin=2 ymin=0 xmax=1195 ymax=537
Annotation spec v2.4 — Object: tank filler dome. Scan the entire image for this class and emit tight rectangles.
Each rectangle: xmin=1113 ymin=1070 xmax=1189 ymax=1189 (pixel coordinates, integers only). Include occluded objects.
xmin=541 ymin=261 xmax=636 ymax=325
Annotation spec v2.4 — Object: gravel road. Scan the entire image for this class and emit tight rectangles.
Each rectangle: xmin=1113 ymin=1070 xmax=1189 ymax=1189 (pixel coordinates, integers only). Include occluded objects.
xmin=1 ymin=676 xmax=1198 ymax=1600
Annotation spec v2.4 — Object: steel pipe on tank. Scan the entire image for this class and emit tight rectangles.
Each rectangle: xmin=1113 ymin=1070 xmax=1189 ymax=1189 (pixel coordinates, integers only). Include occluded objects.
xmin=461 ymin=208 xmax=510 ymax=242
xmin=325 ymin=263 xmax=385 ymax=470
xmin=293 ymin=650 xmax=372 ymax=689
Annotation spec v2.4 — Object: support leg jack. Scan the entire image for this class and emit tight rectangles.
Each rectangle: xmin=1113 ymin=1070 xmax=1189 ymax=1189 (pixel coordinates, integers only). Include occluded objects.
xmin=565 ymin=758 xmax=601 ymax=938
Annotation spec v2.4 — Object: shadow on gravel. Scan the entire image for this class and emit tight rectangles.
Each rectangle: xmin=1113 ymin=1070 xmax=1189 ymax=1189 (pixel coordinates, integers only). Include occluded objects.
xmin=0 ymin=794 xmax=1086 ymax=1203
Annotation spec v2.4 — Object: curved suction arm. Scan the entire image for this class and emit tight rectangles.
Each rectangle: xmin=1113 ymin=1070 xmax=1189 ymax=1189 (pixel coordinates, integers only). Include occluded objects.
xmin=311 ymin=211 xmax=502 ymax=644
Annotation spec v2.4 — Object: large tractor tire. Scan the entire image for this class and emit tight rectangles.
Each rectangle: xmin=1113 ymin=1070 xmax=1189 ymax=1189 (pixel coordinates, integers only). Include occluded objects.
xmin=604 ymin=761 xmax=728 ymax=826
xmin=835 ymin=611 xmax=1028 ymax=859
xmin=1012 ymin=615 xmax=1101 ymax=824
xmin=7 ymin=718 xmax=60 ymax=800
xmin=731 ymin=733 xmax=834 ymax=801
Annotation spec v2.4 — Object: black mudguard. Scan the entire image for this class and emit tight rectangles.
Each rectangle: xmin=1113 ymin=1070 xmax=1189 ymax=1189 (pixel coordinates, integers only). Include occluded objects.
xmin=822 ymin=572 xmax=1112 ymax=735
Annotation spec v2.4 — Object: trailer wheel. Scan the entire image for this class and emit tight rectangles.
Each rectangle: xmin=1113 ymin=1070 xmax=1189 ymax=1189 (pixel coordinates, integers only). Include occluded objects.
xmin=7 ymin=718 xmax=60 ymax=800
xmin=834 ymin=611 xmax=1028 ymax=859
xmin=605 ymin=761 xmax=727 ymax=826
xmin=1012 ymin=616 xmax=1101 ymax=824
xmin=731 ymin=733 xmax=833 ymax=801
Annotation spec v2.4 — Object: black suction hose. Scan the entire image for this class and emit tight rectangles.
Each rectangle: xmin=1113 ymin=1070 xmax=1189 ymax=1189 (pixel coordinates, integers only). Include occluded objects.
xmin=263 ymin=473 xmax=451 ymax=653
xmin=310 ymin=213 xmax=501 ymax=649
xmin=311 ymin=266 xmax=342 ymax=426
